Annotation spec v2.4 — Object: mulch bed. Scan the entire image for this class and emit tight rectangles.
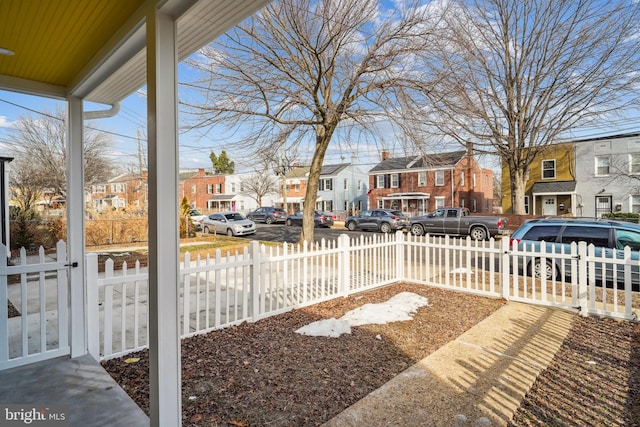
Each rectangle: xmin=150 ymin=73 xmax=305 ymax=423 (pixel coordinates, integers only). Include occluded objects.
xmin=101 ymin=281 xmax=640 ymax=426
xmin=102 ymin=283 xmax=504 ymax=426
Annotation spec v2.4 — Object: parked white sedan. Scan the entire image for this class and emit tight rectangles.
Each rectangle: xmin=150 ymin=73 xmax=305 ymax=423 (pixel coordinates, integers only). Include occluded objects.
xmin=200 ymin=212 xmax=256 ymax=236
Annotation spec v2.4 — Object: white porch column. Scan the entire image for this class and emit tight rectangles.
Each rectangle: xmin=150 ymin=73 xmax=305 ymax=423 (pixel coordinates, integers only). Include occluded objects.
xmin=147 ymin=9 xmax=182 ymax=427
xmin=66 ymin=96 xmax=86 ymax=357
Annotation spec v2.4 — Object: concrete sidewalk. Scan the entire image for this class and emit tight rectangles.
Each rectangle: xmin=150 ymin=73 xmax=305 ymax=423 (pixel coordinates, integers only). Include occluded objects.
xmin=323 ymin=302 xmax=575 ymax=427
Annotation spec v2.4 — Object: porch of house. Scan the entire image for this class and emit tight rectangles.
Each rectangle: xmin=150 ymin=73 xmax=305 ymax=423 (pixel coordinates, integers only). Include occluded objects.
xmin=0 ymin=354 xmax=148 ymax=426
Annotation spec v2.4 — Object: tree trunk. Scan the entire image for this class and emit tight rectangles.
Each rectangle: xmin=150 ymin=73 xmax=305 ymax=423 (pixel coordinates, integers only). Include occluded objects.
xmin=300 ymin=126 xmax=334 ymax=244
xmin=509 ymin=165 xmax=529 ymax=215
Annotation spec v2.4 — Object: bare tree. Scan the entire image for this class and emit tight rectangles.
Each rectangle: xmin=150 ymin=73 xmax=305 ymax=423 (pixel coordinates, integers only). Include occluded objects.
xmin=9 ymin=156 xmax=47 ymax=212
xmin=10 ymin=107 xmax=112 ymax=197
xmin=240 ymin=171 xmax=279 ymax=206
xmin=183 ymin=0 xmax=437 ymax=242
xmin=419 ymin=0 xmax=640 ymax=214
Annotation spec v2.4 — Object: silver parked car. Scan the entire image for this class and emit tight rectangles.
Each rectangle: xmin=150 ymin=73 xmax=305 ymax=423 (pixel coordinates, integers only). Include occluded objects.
xmin=200 ymin=212 xmax=256 ymax=236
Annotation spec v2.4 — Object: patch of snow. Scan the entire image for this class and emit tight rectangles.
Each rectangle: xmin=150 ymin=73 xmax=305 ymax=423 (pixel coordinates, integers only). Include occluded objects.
xmin=295 ymin=292 xmax=430 ymax=338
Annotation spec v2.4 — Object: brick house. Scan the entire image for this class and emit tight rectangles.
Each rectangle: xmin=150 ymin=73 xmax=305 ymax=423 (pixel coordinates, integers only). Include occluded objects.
xmin=368 ymin=149 xmax=494 ymax=216
xmin=90 ymin=172 xmax=147 ymax=213
xmin=178 ymin=168 xmax=227 ymax=211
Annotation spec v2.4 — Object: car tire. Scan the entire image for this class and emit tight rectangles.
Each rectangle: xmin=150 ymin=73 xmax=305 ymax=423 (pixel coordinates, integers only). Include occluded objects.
xmin=346 ymin=221 xmax=357 ymax=231
xmin=470 ymin=226 xmax=487 ymax=240
xmin=410 ymin=224 xmax=425 ymax=236
xmin=203 ymin=226 xmax=210 ymax=234
xmin=380 ymin=222 xmax=392 ymax=233
xmin=226 ymin=228 xmax=234 ymax=237
xmin=265 ymin=216 xmax=273 ymax=224
xmin=530 ymin=259 xmax=556 ymax=280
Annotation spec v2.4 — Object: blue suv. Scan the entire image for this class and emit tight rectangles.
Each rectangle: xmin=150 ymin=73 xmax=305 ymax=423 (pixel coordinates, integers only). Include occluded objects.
xmin=509 ymin=217 xmax=640 ymax=290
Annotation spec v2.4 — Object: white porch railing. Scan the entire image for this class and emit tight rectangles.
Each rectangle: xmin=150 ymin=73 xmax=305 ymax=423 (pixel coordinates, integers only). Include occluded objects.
xmin=79 ymin=232 xmax=639 ymax=360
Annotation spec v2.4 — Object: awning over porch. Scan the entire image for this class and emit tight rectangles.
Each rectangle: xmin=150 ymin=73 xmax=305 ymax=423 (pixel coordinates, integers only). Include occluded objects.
xmin=531 ymin=180 xmax=577 ymax=195
xmin=276 ymin=196 xmax=304 ymax=203
xmin=380 ymin=192 xmax=430 ymax=201
xmin=208 ymin=194 xmax=238 ymax=201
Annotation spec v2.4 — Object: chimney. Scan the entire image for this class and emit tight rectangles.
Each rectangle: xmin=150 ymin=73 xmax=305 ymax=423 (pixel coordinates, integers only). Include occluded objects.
xmin=382 ymin=150 xmax=390 ymax=161
xmin=198 ymin=168 xmax=205 ymax=177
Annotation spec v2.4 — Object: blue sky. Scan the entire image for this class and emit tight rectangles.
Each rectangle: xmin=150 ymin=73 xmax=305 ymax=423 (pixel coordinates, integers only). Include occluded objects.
xmin=0 ymin=82 xmax=399 ymax=174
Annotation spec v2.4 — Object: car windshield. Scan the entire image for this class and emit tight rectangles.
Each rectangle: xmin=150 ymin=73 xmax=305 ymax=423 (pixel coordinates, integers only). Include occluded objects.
xmin=224 ymin=213 xmax=245 ymax=221
xmin=390 ymin=210 xmax=404 ymax=217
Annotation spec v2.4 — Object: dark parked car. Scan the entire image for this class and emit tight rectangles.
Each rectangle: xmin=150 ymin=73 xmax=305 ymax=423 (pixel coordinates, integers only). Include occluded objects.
xmin=509 ymin=217 xmax=640 ymax=290
xmin=286 ymin=211 xmax=334 ymax=228
xmin=246 ymin=207 xmax=287 ymax=224
xmin=344 ymin=209 xmax=409 ymax=233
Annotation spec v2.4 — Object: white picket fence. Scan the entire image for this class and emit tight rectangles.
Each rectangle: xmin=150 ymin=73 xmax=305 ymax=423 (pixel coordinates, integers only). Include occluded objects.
xmin=0 ymin=242 xmax=70 ymax=370
xmin=85 ymin=232 xmax=640 ymax=360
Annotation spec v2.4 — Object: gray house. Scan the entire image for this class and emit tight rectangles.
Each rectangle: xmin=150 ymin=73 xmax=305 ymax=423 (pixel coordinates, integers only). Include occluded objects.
xmin=317 ymin=163 xmax=369 ymax=216
xmin=574 ymin=132 xmax=640 ymax=217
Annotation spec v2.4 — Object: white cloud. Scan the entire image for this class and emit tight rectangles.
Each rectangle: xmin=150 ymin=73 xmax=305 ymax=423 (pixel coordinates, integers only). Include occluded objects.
xmin=0 ymin=115 xmax=15 ymax=128
xmin=295 ymin=292 xmax=430 ymax=338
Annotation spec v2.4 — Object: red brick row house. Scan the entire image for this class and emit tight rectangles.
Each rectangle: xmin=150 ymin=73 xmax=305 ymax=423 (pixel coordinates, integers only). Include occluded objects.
xmin=178 ymin=168 xmax=227 ymax=211
xmin=90 ymin=172 xmax=148 ymax=213
xmin=368 ymin=149 xmax=494 ymax=216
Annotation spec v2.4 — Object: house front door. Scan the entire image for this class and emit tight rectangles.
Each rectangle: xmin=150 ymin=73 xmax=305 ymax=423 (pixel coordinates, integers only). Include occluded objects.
xmin=595 ymin=196 xmax=612 ymax=217
xmin=542 ymin=196 xmax=557 ymax=216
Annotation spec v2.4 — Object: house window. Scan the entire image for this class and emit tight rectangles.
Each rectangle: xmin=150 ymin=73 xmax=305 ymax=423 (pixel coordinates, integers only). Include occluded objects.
xmin=376 ymin=175 xmax=385 ymax=188
xmin=344 ymin=179 xmax=348 ymax=190
xmin=418 ymin=172 xmax=426 ymax=187
xmin=319 ymin=178 xmax=333 ymax=191
xmin=485 ymin=175 xmax=489 ymax=186
xmin=435 ymin=171 xmax=444 ymax=186
xmin=191 ymin=185 xmax=196 ymax=194
xmin=93 ymin=185 xmax=105 ymax=193
xmin=632 ymin=195 xmax=640 ymax=214
xmin=231 ymin=183 xmax=236 ymax=192
xmin=472 ymin=198 xmax=477 ymax=212
xmin=524 ymin=196 xmax=530 ymax=214
xmin=357 ymin=200 xmax=363 ymax=211
xmin=294 ymin=183 xmax=300 ymax=192
xmin=207 ymin=184 xmax=213 ymax=194
xmin=460 ymin=198 xmax=465 ymax=208
xmin=630 ymin=154 xmax=640 ymax=174
xmin=215 ymin=184 xmax=222 ymax=193
xmin=358 ymin=180 xmax=363 ymax=191
xmin=111 ymin=184 xmax=124 ymax=193
xmin=391 ymin=174 xmax=399 ymax=188
xmin=473 ymin=173 xmax=476 ymax=188
xmin=595 ymin=156 xmax=609 ymax=176
xmin=435 ymin=196 xmax=445 ymax=209
xmin=542 ymin=160 xmax=556 ymax=179
xmin=459 ymin=172 xmax=464 ymax=186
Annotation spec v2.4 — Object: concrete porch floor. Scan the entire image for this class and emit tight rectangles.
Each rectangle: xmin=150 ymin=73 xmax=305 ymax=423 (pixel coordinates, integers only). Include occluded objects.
xmin=0 ymin=353 xmax=149 ymax=426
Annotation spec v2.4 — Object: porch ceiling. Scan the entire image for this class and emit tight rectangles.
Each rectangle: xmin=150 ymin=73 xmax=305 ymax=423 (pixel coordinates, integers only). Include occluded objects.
xmin=0 ymin=0 xmax=270 ymax=105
